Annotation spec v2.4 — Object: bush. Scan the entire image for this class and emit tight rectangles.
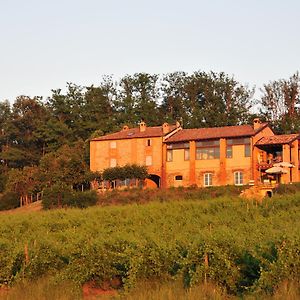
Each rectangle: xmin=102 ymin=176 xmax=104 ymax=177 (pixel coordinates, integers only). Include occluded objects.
xmin=42 ymin=184 xmax=74 ymax=209
xmin=0 ymin=191 xmax=20 ymax=211
xmin=65 ymin=190 xmax=98 ymax=208
xmin=42 ymin=185 xmax=98 ymax=209
xmin=274 ymin=183 xmax=300 ymax=195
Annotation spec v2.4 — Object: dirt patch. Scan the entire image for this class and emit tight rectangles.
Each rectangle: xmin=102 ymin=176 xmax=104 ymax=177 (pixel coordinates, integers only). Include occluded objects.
xmin=82 ymin=281 xmax=118 ymax=299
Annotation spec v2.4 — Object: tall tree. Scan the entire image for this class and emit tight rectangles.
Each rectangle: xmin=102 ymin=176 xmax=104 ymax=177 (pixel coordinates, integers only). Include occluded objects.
xmin=260 ymin=72 xmax=300 ymax=133
xmin=116 ymin=73 xmax=161 ymax=126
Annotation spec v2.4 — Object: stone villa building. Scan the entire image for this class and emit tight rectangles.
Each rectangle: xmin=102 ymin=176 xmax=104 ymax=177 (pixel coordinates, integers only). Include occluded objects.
xmin=90 ymin=119 xmax=300 ymax=188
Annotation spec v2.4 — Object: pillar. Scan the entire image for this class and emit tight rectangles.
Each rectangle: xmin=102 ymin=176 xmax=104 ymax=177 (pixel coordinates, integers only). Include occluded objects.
xmin=161 ymin=143 xmax=167 ymax=188
xmin=219 ymin=138 xmax=227 ymax=185
xmin=282 ymin=144 xmax=291 ymax=183
xmin=189 ymin=141 xmax=196 ymax=185
xmin=291 ymin=140 xmax=299 ymax=183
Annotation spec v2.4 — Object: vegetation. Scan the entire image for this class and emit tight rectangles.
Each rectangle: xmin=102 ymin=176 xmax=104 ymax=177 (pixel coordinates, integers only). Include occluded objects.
xmin=102 ymin=164 xmax=148 ymax=182
xmin=0 ymin=70 xmax=299 ymax=206
xmin=0 ymin=193 xmax=299 ymax=298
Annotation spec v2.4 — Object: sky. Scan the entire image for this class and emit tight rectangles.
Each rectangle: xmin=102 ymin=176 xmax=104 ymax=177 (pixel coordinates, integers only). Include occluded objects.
xmin=1 ymin=0 xmax=300 ymax=102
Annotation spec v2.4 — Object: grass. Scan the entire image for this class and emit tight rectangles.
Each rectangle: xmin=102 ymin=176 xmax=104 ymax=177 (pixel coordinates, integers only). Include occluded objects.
xmin=0 ymin=191 xmax=299 ymax=298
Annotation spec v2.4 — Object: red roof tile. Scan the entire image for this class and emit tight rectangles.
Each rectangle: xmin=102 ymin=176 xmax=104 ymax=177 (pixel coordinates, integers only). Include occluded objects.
xmin=255 ymin=134 xmax=300 ymax=146
xmin=92 ymin=125 xmax=177 ymax=141
xmin=165 ymin=124 xmax=267 ymax=143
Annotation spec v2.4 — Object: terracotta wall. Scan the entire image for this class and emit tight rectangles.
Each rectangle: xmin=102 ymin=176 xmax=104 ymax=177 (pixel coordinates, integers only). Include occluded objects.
xmin=90 ymin=137 xmax=163 ymax=178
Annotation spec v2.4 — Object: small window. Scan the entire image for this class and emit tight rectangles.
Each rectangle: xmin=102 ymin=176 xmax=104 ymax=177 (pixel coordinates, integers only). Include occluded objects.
xmin=146 ymin=139 xmax=151 ymax=147
xmin=175 ymin=175 xmax=183 ymax=180
xmin=167 ymin=150 xmax=173 ymax=162
xmin=146 ymin=155 xmax=152 ymax=166
xmin=110 ymin=141 xmax=117 ymax=149
xmin=244 ymin=144 xmax=251 ymax=157
xmin=204 ymin=173 xmax=213 ymax=187
xmin=226 ymin=146 xmax=232 ymax=158
xmin=234 ymin=171 xmax=243 ymax=185
xmin=184 ymin=149 xmax=190 ymax=160
xmin=110 ymin=158 xmax=117 ymax=167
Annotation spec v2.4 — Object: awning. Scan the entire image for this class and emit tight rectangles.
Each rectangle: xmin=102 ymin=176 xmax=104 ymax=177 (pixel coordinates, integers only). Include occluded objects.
xmin=273 ymin=162 xmax=295 ymax=168
xmin=265 ymin=166 xmax=288 ymax=174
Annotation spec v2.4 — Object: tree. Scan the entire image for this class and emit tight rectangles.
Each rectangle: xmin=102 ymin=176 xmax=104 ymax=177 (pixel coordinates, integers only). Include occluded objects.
xmin=260 ymin=72 xmax=300 ymax=133
xmin=115 ymin=73 xmax=161 ymax=126
xmin=0 ymin=96 xmax=50 ymax=167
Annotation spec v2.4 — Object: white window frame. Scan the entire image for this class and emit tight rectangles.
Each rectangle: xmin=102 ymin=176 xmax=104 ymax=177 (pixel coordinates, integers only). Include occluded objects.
xmin=167 ymin=149 xmax=173 ymax=162
xmin=110 ymin=158 xmax=117 ymax=167
xmin=146 ymin=155 xmax=152 ymax=166
xmin=204 ymin=173 xmax=213 ymax=187
xmin=234 ymin=171 xmax=243 ymax=185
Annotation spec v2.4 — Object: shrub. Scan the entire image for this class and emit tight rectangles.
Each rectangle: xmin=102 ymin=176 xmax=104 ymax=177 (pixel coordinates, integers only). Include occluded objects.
xmin=65 ymin=190 xmax=98 ymax=208
xmin=274 ymin=183 xmax=300 ymax=195
xmin=0 ymin=191 xmax=20 ymax=211
xmin=42 ymin=184 xmax=74 ymax=209
xmin=42 ymin=185 xmax=98 ymax=209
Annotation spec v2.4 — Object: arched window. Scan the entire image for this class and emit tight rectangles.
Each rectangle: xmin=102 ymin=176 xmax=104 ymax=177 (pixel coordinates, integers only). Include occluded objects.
xmin=234 ymin=171 xmax=243 ymax=185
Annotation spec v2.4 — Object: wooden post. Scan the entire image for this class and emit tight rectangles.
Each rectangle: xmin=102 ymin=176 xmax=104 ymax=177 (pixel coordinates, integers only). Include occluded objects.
xmin=204 ymin=253 xmax=209 ymax=284
xmin=24 ymin=244 xmax=29 ymax=265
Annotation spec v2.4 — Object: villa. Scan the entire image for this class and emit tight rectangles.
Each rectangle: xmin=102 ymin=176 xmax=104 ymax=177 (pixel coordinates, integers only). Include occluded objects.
xmin=90 ymin=119 xmax=300 ymax=188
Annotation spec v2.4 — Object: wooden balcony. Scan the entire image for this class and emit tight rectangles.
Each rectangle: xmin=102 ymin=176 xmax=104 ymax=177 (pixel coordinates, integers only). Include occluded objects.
xmin=257 ymin=162 xmax=274 ymax=170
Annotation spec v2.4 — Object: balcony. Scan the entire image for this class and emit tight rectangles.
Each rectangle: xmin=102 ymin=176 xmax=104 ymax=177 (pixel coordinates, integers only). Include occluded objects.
xmin=256 ymin=157 xmax=282 ymax=170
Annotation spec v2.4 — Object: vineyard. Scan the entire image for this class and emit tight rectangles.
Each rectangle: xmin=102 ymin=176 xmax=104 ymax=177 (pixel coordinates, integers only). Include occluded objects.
xmin=0 ymin=192 xmax=299 ymax=298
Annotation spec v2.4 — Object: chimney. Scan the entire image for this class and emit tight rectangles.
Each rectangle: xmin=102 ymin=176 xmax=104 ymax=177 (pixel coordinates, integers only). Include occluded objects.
xmin=139 ymin=121 xmax=146 ymax=132
xmin=162 ymin=122 xmax=170 ymax=134
xmin=253 ymin=118 xmax=262 ymax=130
xmin=122 ymin=125 xmax=129 ymax=131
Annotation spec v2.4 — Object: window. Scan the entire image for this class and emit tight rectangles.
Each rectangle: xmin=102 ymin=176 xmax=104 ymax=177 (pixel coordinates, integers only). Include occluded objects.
xmin=196 ymin=140 xmax=220 ymax=160
xmin=204 ymin=173 xmax=213 ymax=187
xmin=175 ymin=175 xmax=183 ymax=180
xmin=167 ymin=143 xmax=189 ymax=149
xmin=196 ymin=140 xmax=220 ymax=147
xmin=146 ymin=139 xmax=151 ymax=147
xmin=146 ymin=155 xmax=152 ymax=166
xmin=196 ymin=147 xmax=220 ymax=160
xmin=244 ymin=144 xmax=251 ymax=157
xmin=226 ymin=146 xmax=232 ymax=158
xmin=184 ymin=149 xmax=190 ymax=160
xmin=234 ymin=171 xmax=243 ymax=185
xmin=167 ymin=150 xmax=173 ymax=162
xmin=110 ymin=158 xmax=117 ymax=167
xmin=227 ymin=138 xmax=250 ymax=145
xmin=110 ymin=141 xmax=116 ymax=149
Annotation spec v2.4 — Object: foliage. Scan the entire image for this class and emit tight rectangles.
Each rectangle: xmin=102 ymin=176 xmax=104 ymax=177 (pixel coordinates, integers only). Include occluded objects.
xmin=42 ymin=185 xmax=98 ymax=209
xmin=273 ymin=182 xmax=300 ymax=195
xmin=0 ymin=193 xmax=299 ymax=297
xmin=0 ymin=191 xmax=19 ymax=210
xmin=42 ymin=184 xmax=74 ymax=209
xmin=260 ymin=72 xmax=300 ymax=133
xmin=102 ymin=164 xmax=148 ymax=181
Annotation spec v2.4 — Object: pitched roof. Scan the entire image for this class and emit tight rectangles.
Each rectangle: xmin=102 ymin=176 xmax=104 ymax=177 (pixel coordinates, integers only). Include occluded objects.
xmin=255 ymin=134 xmax=300 ymax=146
xmin=92 ymin=125 xmax=177 ymax=141
xmin=165 ymin=124 xmax=268 ymax=143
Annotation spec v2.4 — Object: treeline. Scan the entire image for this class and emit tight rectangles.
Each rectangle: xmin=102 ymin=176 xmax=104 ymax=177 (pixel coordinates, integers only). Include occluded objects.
xmin=0 ymin=71 xmax=299 ymax=193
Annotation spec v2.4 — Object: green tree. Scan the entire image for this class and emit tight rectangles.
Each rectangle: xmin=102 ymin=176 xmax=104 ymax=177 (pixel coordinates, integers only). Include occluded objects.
xmin=260 ymin=72 xmax=300 ymax=133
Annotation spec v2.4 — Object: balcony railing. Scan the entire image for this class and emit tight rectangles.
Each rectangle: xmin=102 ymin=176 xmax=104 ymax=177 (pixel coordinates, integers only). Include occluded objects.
xmin=257 ymin=158 xmax=282 ymax=170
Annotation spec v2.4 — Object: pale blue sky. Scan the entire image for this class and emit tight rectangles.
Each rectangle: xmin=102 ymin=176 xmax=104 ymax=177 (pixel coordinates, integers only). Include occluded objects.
xmin=1 ymin=0 xmax=300 ymax=102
